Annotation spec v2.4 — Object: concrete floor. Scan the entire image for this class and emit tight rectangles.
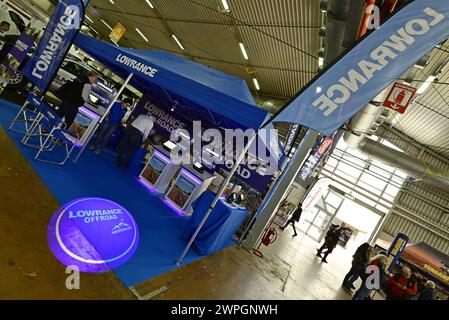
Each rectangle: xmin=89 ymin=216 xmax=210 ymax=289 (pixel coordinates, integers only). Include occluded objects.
xmin=0 ymin=127 xmax=134 ymax=300
xmin=133 ymin=229 xmax=359 ymax=300
xmin=0 ymin=122 xmax=363 ymax=300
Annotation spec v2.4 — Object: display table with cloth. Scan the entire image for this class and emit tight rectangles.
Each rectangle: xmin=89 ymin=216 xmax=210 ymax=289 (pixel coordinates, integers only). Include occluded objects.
xmin=181 ymin=191 xmax=249 ymax=255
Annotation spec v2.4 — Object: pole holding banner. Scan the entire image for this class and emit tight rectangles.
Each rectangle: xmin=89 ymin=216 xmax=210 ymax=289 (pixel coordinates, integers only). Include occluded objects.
xmin=74 ymin=72 xmax=133 ymax=162
xmin=176 ymin=132 xmax=258 ymax=265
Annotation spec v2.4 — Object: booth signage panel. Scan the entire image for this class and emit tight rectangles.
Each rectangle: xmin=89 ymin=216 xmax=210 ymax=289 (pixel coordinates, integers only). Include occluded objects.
xmin=383 ymin=82 xmax=416 ymax=114
xmin=133 ymin=95 xmax=274 ymax=192
xmin=0 ymin=34 xmax=34 ymax=93
xmin=47 ymin=197 xmax=139 ymax=272
xmin=110 ymin=22 xmax=126 ymax=43
xmin=22 ymin=0 xmax=85 ymax=93
xmin=272 ymin=1 xmax=449 ymax=136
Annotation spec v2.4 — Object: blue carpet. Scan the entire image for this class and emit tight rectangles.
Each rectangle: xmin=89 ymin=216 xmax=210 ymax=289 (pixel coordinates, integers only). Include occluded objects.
xmin=0 ymin=98 xmax=207 ymax=287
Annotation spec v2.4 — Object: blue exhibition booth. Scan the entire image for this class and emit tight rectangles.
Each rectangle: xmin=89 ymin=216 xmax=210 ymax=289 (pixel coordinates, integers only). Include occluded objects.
xmin=0 ymin=34 xmax=282 ymax=287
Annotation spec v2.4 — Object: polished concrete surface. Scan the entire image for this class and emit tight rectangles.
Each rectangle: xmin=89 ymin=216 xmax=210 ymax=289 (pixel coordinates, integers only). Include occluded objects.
xmin=133 ymin=228 xmax=360 ymax=300
xmin=1 ymin=124 xmax=363 ymax=300
xmin=0 ymin=127 xmax=134 ymax=300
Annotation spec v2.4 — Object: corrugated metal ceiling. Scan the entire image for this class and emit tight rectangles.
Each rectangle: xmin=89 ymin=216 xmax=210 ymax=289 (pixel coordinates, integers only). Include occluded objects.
xmin=85 ymin=0 xmax=449 ymax=161
xmin=87 ymin=0 xmax=322 ymax=100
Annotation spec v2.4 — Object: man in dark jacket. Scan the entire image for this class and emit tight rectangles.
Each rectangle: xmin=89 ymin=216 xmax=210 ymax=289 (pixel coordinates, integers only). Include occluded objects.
xmin=317 ymin=225 xmax=341 ymax=263
xmin=55 ymin=71 xmax=98 ymax=128
xmin=280 ymin=205 xmax=302 ymax=237
xmin=342 ymin=242 xmax=372 ymax=291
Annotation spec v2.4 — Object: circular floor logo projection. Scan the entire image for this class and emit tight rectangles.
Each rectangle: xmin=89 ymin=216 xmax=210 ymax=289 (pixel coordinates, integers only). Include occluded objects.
xmin=47 ymin=198 xmax=139 ymax=273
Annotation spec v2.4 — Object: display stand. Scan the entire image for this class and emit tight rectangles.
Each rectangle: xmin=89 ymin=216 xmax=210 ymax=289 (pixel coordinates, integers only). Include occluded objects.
xmin=164 ymin=165 xmax=215 ymax=216
xmin=70 ymin=105 xmax=101 ymax=146
xmin=139 ymin=146 xmax=179 ymax=194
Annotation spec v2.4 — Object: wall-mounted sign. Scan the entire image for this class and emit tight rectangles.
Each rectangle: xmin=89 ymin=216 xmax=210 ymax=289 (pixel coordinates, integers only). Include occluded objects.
xmin=110 ymin=22 xmax=126 ymax=43
xmin=383 ymin=82 xmax=417 ymax=114
xmin=47 ymin=198 xmax=139 ymax=272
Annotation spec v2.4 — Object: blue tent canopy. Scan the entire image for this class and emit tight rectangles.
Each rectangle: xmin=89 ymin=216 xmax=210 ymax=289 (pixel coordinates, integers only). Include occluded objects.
xmin=74 ymin=33 xmax=268 ymax=130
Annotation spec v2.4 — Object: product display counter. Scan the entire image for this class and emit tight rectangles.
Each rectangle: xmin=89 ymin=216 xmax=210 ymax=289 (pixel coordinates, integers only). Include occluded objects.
xmin=164 ymin=165 xmax=215 ymax=216
xmin=70 ymin=104 xmax=101 ymax=146
xmin=139 ymin=146 xmax=179 ymax=194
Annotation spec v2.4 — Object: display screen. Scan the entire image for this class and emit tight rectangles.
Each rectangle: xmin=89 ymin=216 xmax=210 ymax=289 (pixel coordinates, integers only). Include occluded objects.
xmin=72 ymin=112 xmax=94 ymax=138
xmin=141 ymin=156 xmax=166 ymax=185
xmin=167 ymin=176 xmax=196 ymax=209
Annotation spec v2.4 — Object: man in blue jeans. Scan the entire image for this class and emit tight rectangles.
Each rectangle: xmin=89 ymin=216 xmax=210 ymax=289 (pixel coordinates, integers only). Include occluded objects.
xmin=90 ymin=98 xmax=132 ymax=155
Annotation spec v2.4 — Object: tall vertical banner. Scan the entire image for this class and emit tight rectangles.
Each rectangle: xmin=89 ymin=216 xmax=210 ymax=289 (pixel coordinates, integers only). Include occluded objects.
xmin=272 ymin=0 xmax=449 ymax=136
xmin=22 ymin=0 xmax=85 ymax=93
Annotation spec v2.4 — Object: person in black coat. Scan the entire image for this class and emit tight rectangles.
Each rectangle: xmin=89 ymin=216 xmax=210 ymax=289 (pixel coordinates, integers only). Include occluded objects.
xmin=280 ymin=205 xmax=302 ymax=237
xmin=342 ymin=242 xmax=372 ymax=291
xmin=55 ymin=71 xmax=98 ymax=128
xmin=317 ymin=225 xmax=341 ymax=263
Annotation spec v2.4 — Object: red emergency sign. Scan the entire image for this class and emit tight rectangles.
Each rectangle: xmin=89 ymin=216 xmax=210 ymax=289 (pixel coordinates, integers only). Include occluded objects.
xmin=383 ymin=82 xmax=417 ymax=114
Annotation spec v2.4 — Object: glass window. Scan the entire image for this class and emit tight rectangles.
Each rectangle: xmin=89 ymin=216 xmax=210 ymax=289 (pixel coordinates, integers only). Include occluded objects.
xmin=360 ymin=173 xmax=387 ymax=190
xmin=336 ymin=162 xmax=361 ymax=179
xmin=325 ymin=191 xmax=343 ymax=209
xmin=384 ymin=184 xmax=400 ymax=197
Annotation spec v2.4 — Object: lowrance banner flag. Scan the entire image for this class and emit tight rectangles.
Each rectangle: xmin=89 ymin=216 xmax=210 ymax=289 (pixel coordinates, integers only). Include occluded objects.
xmin=22 ymin=0 xmax=85 ymax=93
xmin=272 ymin=1 xmax=449 ymax=136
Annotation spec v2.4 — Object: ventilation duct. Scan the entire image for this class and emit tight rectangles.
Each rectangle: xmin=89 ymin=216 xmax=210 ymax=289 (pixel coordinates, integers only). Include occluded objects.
xmin=357 ymin=138 xmax=449 ymax=191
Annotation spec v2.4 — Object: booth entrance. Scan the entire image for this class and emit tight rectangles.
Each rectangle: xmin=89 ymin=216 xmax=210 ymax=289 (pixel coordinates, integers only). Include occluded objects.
xmin=298 ymin=184 xmax=385 ymax=252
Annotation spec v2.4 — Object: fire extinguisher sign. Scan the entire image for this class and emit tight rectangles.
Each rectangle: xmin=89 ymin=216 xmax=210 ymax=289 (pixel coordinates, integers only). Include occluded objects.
xmin=383 ymin=82 xmax=417 ymax=114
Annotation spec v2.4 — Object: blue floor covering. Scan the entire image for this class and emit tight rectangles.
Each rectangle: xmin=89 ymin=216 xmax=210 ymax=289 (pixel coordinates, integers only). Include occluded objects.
xmin=0 ymin=98 xmax=210 ymax=287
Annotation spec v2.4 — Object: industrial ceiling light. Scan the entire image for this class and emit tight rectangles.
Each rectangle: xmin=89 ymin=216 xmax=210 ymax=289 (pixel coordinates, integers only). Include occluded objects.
xmin=416 ymin=75 xmax=436 ymax=94
xmin=101 ymin=19 xmax=113 ymax=31
xmin=85 ymin=15 xmax=94 ymax=23
xmin=135 ymin=27 xmax=149 ymax=43
xmin=145 ymin=0 xmax=155 ymax=8
xmin=318 ymin=48 xmax=325 ymax=69
xmin=89 ymin=26 xmax=99 ymax=35
xmin=319 ymin=27 xmax=326 ymax=38
xmin=253 ymin=78 xmax=260 ymax=91
xmin=414 ymin=54 xmax=431 ymax=69
xmin=172 ymin=34 xmax=185 ymax=50
xmin=109 ymin=0 xmax=115 ymax=5
xmin=239 ymin=43 xmax=249 ymax=60
xmin=319 ymin=0 xmax=328 ymax=13
xmin=221 ymin=0 xmax=230 ymax=12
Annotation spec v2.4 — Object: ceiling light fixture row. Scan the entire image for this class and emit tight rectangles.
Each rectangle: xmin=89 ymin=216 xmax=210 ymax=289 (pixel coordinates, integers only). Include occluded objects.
xmin=221 ymin=0 xmax=230 ymax=12
xmin=136 ymin=27 xmax=149 ymax=43
xmin=146 ymin=0 xmax=155 ymax=8
xmin=101 ymin=19 xmax=113 ymax=31
xmin=172 ymin=34 xmax=185 ymax=51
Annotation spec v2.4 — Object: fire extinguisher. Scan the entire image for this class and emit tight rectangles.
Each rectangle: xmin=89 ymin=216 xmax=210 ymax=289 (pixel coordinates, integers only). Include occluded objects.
xmin=394 ymin=90 xmax=406 ymax=104
xmin=262 ymin=227 xmax=277 ymax=246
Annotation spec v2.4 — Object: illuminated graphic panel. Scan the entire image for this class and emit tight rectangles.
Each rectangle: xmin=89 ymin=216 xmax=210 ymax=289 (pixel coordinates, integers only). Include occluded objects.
xmin=47 ymin=198 xmax=139 ymax=273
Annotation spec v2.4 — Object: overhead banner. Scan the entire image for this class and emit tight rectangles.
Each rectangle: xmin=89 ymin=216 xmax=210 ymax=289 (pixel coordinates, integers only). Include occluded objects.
xmin=22 ymin=0 xmax=85 ymax=93
xmin=272 ymin=1 xmax=449 ymax=136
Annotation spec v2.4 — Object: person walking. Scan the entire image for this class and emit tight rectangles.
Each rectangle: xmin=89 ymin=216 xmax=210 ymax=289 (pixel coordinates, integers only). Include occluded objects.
xmin=342 ymin=242 xmax=372 ymax=292
xmin=90 ymin=98 xmax=131 ymax=155
xmin=316 ymin=225 xmax=341 ymax=263
xmin=352 ymin=254 xmax=388 ymax=300
xmin=55 ymin=71 xmax=98 ymax=129
xmin=280 ymin=205 xmax=302 ymax=237
xmin=116 ymin=113 xmax=153 ymax=169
